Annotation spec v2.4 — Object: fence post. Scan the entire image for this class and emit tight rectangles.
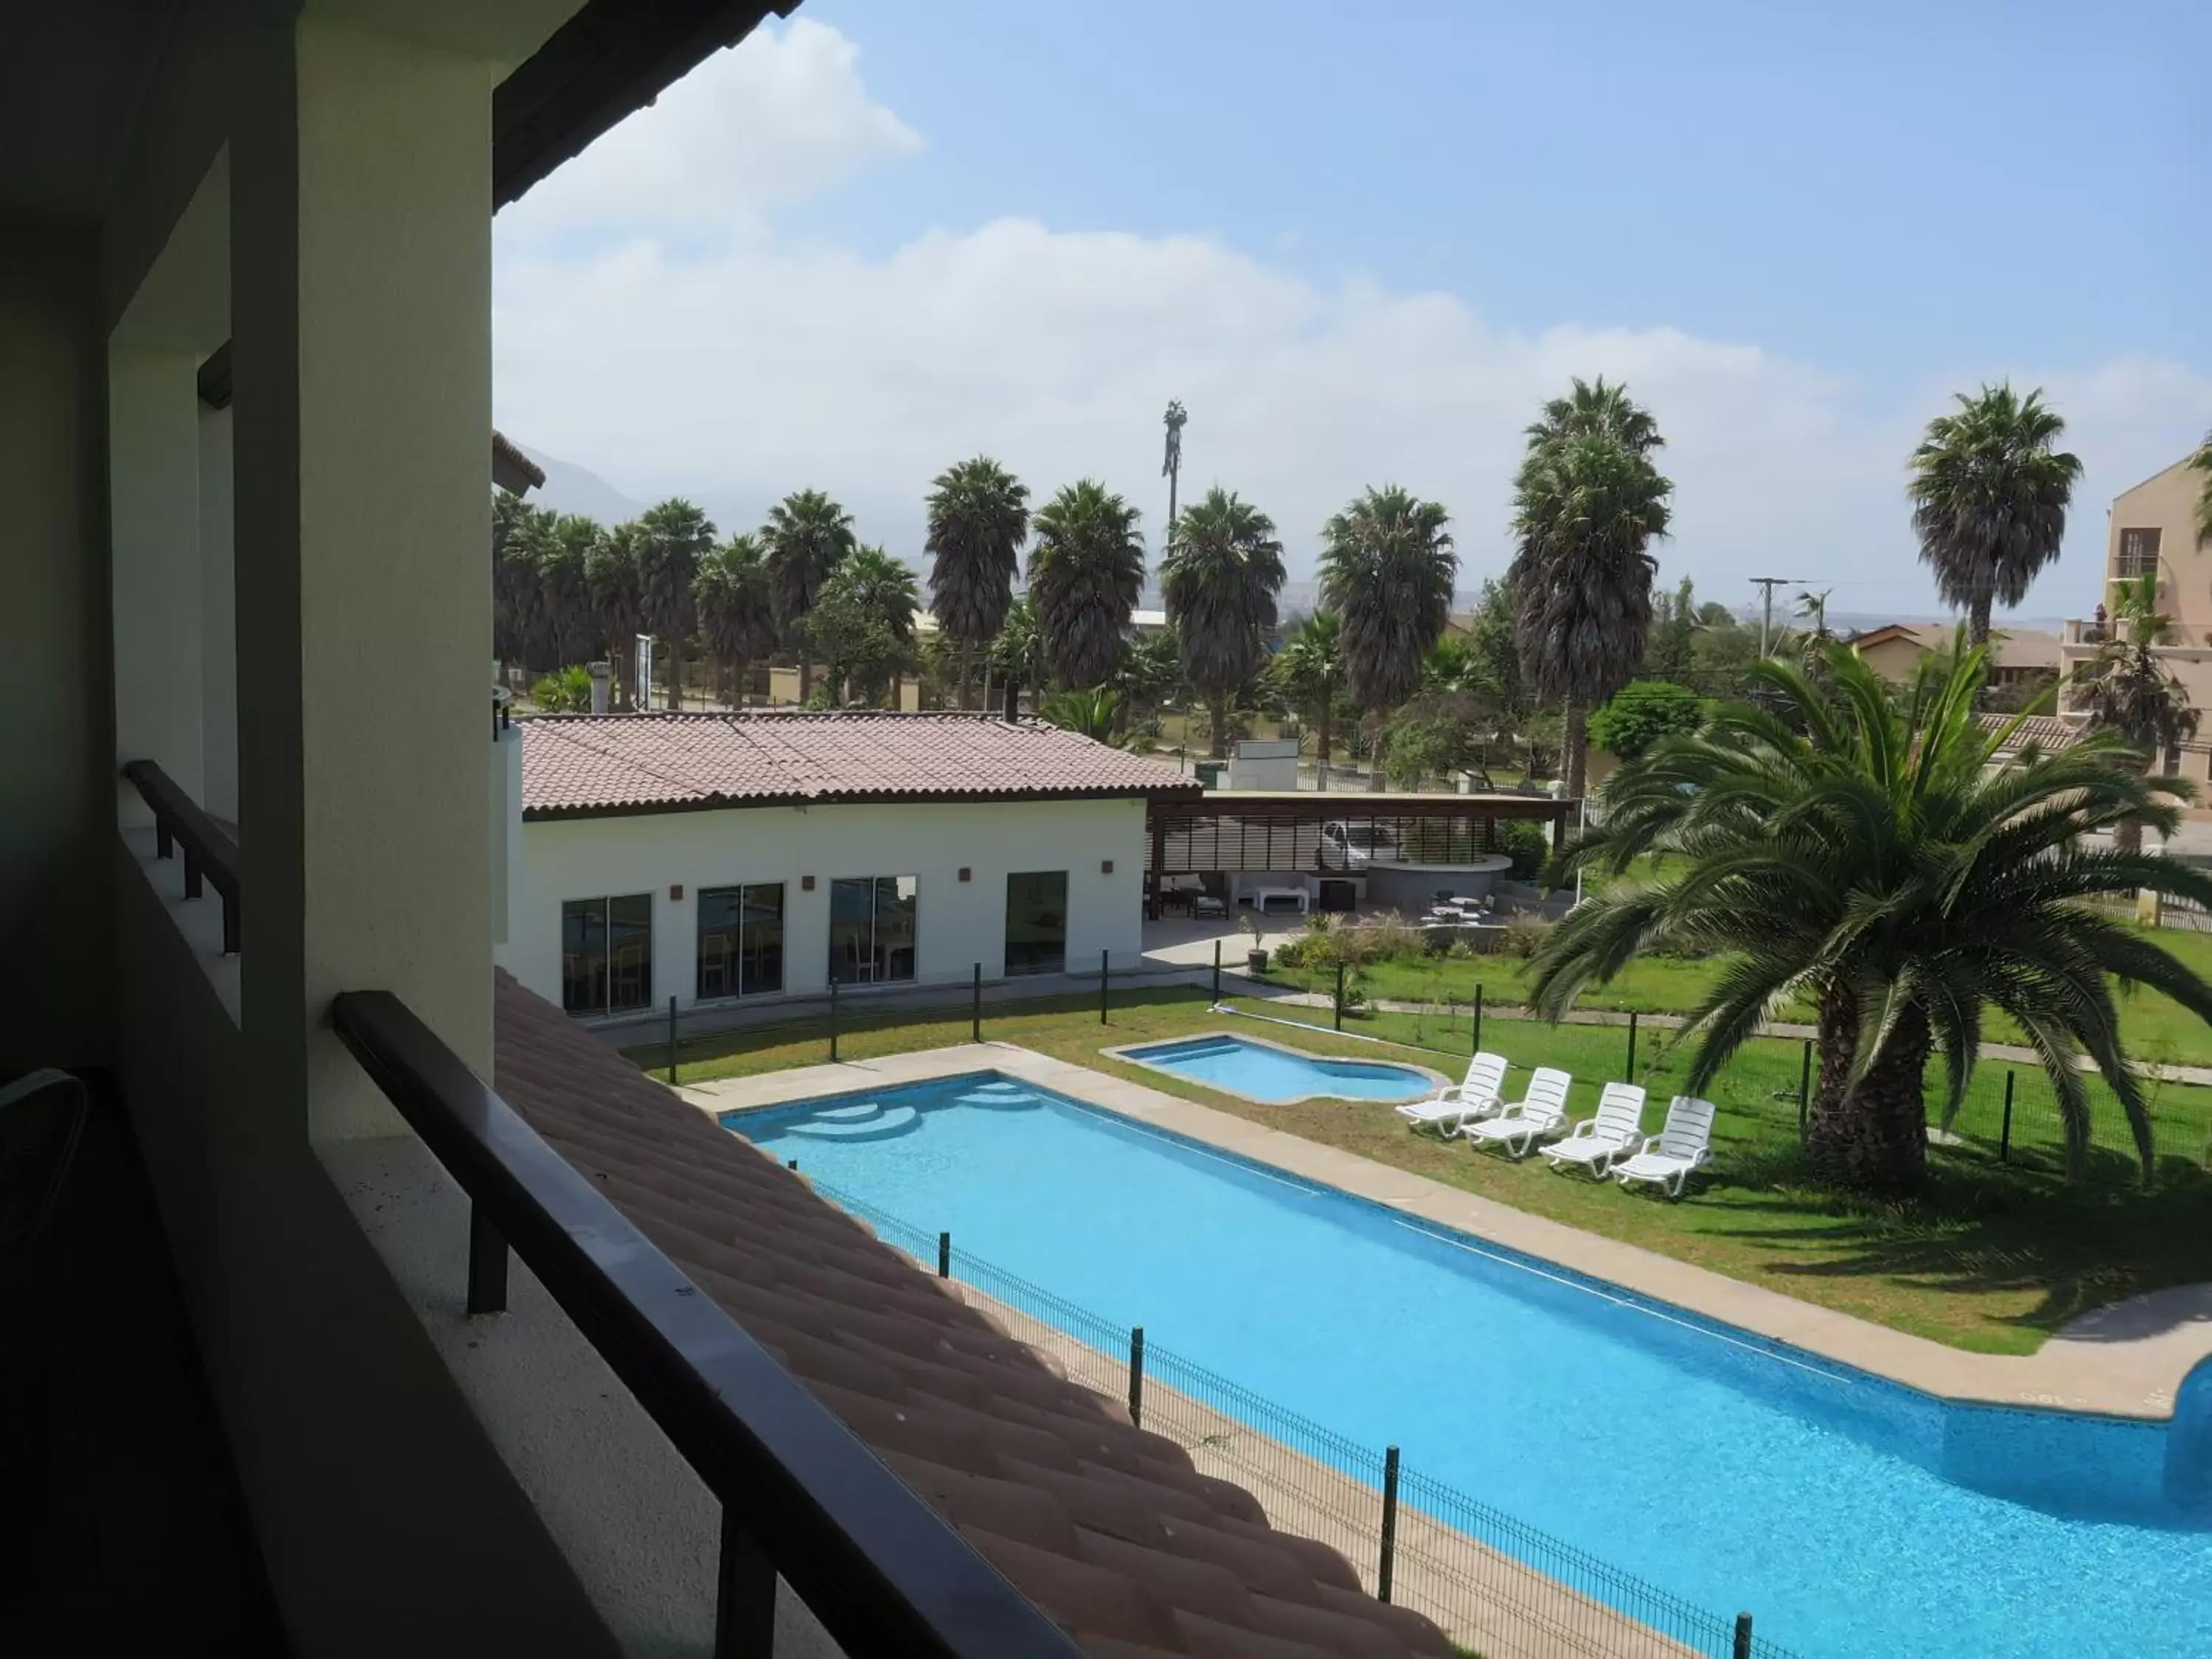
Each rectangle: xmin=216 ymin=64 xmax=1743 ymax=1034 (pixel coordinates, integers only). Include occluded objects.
xmin=1211 ymin=939 xmax=1222 ymax=1004
xmin=1377 ymin=1445 xmax=1401 ymax=1604
xmin=1626 ymin=1009 xmax=1638 ymax=1082
xmin=1335 ymin=961 xmax=1346 ymax=1032
xmin=2000 ymin=1071 xmax=2015 ymax=1164
xmin=1733 ymin=1612 xmax=1753 ymax=1659
xmin=828 ymin=976 xmax=839 ymax=1062
xmin=785 ymin=1158 xmax=798 ymax=1171
xmin=1798 ymin=1039 xmax=1812 ymax=1143
xmin=666 ymin=995 xmax=678 ymax=1085
xmin=1472 ymin=982 xmax=1484 ymax=1054
xmin=1100 ymin=947 xmax=1110 ymax=1025
xmin=973 ymin=961 xmax=982 ymax=1043
xmin=937 ymin=1231 xmax=951 ymax=1279
xmin=1127 ymin=1326 xmax=1146 ymax=1429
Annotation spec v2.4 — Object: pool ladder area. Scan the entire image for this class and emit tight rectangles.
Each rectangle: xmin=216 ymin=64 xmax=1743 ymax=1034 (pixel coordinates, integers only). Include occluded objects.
xmin=781 ymin=1079 xmax=1043 ymax=1143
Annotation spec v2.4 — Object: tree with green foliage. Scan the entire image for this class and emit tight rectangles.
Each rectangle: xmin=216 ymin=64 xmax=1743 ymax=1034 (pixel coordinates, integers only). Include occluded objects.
xmin=1040 ymin=685 xmax=1124 ymax=742
xmin=1116 ymin=625 xmax=1183 ymax=722
xmin=693 ymin=533 xmax=778 ymax=707
xmin=1273 ymin=610 xmax=1347 ymax=785
xmin=1162 ymin=488 xmax=1285 ymax=758
xmin=636 ymin=498 xmax=715 ymax=709
xmin=1907 ymin=383 xmax=2082 ymax=649
xmin=762 ymin=489 xmax=858 ymax=703
xmin=2072 ymin=575 xmax=2201 ymax=856
xmin=1318 ymin=485 xmax=1456 ymax=791
xmin=493 ymin=495 xmax=540 ymax=672
xmin=585 ymin=521 xmax=644 ymax=711
xmin=1534 ymin=642 xmax=2212 ymax=1192
xmin=808 ymin=545 xmax=919 ymax=707
xmin=538 ymin=515 xmax=601 ymax=669
xmin=1587 ymin=679 xmax=1705 ymax=761
xmin=925 ymin=456 xmax=1030 ymax=708
xmin=531 ymin=664 xmax=594 ymax=714
xmin=988 ymin=594 xmax=1040 ymax=703
xmin=2192 ymin=430 xmax=2212 ymax=546
xmin=1509 ymin=380 xmax=1672 ymax=801
xmin=1029 ymin=480 xmax=1145 ymax=689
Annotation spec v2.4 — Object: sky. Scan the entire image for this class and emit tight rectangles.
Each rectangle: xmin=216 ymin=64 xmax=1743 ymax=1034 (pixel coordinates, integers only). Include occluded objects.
xmin=492 ymin=0 xmax=2211 ymax=621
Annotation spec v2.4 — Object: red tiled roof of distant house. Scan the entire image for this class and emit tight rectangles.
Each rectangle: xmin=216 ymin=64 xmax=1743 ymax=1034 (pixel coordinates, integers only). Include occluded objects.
xmin=491 ymin=972 xmax=1453 ymax=1658
xmin=519 ymin=711 xmax=1201 ymax=818
xmin=1976 ymin=712 xmax=2087 ymax=752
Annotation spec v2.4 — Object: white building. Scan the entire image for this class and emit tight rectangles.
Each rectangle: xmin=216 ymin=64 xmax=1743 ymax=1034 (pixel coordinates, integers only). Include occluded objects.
xmin=496 ymin=709 xmax=1199 ymax=1018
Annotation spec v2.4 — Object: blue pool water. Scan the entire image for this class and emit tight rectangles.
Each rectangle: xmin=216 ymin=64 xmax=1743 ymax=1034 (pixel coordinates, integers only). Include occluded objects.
xmin=1119 ymin=1033 xmax=1436 ymax=1102
xmin=735 ymin=1072 xmax=2212 ymax=1659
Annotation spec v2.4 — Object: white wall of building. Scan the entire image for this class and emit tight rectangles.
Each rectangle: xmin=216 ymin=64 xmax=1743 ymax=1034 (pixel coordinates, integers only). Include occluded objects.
xmin=498 ymin=796 xmax=1150 ymax=1014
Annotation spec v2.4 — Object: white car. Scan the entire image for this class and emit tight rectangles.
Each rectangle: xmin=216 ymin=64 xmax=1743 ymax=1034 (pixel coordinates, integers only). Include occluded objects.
xmin=1319 ymin=821 xmax=1400 ymax=869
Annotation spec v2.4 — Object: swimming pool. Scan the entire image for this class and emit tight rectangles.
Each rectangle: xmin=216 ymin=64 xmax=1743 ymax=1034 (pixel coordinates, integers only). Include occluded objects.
xmin=1113 ymin=1032 xmax=1439 ymax=1102
xmin=732 ymin=1071 xmax=2212 ymax=1659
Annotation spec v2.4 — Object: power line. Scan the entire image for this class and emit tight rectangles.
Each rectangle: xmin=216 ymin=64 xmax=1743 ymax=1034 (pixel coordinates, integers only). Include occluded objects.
xmin=1749 ymin=576 xmax=1807 ymax=656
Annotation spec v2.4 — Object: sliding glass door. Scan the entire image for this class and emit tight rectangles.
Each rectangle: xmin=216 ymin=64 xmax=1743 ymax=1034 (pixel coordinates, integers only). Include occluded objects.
xmin=697 ymin=883 xmax=785 ymax=999
xmin=562 ymin=894 xmax=653 ymax=1015
xmin=1004 ymin=871 xmax=1068 ymax=976
xmin=827 ymin=875 xmax=918 ymax=985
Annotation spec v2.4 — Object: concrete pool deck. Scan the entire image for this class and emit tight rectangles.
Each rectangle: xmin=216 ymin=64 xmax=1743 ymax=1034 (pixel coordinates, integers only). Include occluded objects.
xmin=683 ymin=1043 xmax=2212 ymax=1422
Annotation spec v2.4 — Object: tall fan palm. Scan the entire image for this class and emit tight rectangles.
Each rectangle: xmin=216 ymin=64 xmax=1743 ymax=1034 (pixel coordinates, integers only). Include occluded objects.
xmin=810 ymin=545 xmax=920 ymax=706
xmin=2191 ymin=429 xmax=2212 ymax=546
xmin=1317 ymin=486 xmax=1455 ymax=791
xmin=1162 ymin=488 xmax=1285 ymax=758
xmin=635 ymin=498 xmax=715 ymax=710
xmin=1907 ymin=383 xmax=2082 ymax=649
xmin=585 ymin=523 xmax=644 ymax=711
xmin=1534 ymin=643 xmax=2212 ymax=1191
xmin=1511 ymin=425 xmax=1673 ymax=799
xmin=535 ymin=513 xmax=599 ymax=668
xmin=2073 ymin=574 xmax=2200 ymax=856
xmin=1029 ymin=481 xmax=1145 ymax=689
xmin=1273 ymin=610 xmax=1346 ymax=787
xmin=693 ymin=533 xmax=778 ymax=707
xmin=1525 ymin=375 xmax=1665 ymax=456
xmin=762 ymin=489 xmax=858 ymax=702
xmin=492 ymin=495 xmax=539 ymax=672
xmin=925 ymin=456 xmax=1030 ymax=708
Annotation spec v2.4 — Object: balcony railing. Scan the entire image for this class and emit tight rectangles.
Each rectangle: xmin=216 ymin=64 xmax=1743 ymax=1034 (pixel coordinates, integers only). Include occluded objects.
xmin=122 ymin=759 xmax=241 ymax=953
xmin=328 ymin=990 xmax=1080 ymax=1659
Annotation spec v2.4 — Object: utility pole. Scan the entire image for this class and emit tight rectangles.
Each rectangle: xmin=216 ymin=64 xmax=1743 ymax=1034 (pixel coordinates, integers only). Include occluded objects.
xmin=1750 ymin=577 xmax=1805 ymax=656
xmin=1161 ymin=400 xmax=1187 ymax=551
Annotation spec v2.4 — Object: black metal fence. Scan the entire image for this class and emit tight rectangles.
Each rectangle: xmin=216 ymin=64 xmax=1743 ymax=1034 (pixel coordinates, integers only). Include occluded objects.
xmin=813 ymin=1180 xmax=1806 ymax=1659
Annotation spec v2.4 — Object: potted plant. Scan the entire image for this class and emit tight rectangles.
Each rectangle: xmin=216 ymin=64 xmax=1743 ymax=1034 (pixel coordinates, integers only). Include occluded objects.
xmin=1241 ymin=911 xmax=1269 ymax=975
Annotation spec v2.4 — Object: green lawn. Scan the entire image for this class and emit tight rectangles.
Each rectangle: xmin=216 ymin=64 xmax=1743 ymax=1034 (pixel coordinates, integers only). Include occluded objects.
xmin=630 ymin=987 xmax=2212 ymax=1357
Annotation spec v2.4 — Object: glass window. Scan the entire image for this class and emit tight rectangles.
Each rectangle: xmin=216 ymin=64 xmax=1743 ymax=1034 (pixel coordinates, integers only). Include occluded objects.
xmin=563 ymin=894 xmax=651 ymax=1015
xmin=1005 ymin=871 xmax=1068 ymax=977
xmin=2118 ymin=528 xmax=2162 ymax=580
xmin=698 ymin=883 xmax=785 ymax=998
xmin=828 ymin=875 xmax=918 ymax=984
xmin=739 ymin=883 xmax=784 ymax=995
xmin=697 ymin=887 xmax=742 ymax=999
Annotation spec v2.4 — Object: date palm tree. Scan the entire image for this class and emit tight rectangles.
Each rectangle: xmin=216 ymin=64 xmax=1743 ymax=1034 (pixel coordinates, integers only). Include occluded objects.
xmin=1510 ymin=383 xmax=1672 ymax=801
xmin=1907 ymin=383 xmax=2083 ymax=650
xmin=762 ymin=489 xmax=858 ymax=703
xmin=1162 ymin=488 xmax=1285 ymax=759
xmin=988 ymin=594 xmax=1040 ymax=712
xmin=2073 ymin=574 xmax=2200 ymax=855
xmin=1317 ymin=486 xmax=1455 ymax=791
xmin=926 ymin=456 xmax=1030 ymax=708
xmin=585 ymin=521 xmax=644 ymax=710
xmin=810 ymin=544 xmax=920 ymax=706
xmin=693 ymin=533 xmax=778 ymax=707
xmin=1534 ymin=642 xmax=2212 ymax=1191
xmin=1029 ymin=480 xmax=1144 ymax=689
xmin=1273 ymin=610 xmax=1346 ymax=788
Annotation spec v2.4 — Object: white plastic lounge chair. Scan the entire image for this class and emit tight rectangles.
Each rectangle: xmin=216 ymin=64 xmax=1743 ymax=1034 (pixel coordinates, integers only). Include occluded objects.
xmin=1394 ymin=1051 xmax=1509 ymax=1134
xmin=1540 ymin=1081 xmax=1648 ymax=1178
xmin=1457 ymin=1068 xmax=1573 ymax=1158
xmin=1612 ymin=1096 xmax=1717 ymax=1198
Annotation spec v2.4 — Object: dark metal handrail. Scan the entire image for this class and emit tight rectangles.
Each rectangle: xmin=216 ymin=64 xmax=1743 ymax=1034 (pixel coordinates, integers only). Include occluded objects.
xmin=122 ymin=759 xmax=241 ymax=953
xmin=327 ymin=990 xmax=1079 ymax=1659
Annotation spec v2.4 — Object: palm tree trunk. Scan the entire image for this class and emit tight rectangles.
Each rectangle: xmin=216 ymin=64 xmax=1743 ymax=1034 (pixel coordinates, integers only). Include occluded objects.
xmin=1564 ymin=702 xmax=1589 ymax=799
xmin=1316 ymin=702 xmax=1332 ymax=791
xmin=611 ymin=644 xmax=630 ymax=712
xmin=1366 ymin=713 xmax=1387 ymax=792
xmin=797 ymin=647 xmax=812 ymax=705
xmin=668 ymin=642 xmax=684 ymax=712
xmin=1807 ymin=988 xmax=1930 ymax=1193
xmin=1969 ymin=584 xmax=1993 ymax=651
xmin=2116 ymin=817 xmax=2145 ymax=858
xmin=1208 ymin=691 xmax=1229 ymax=760
xmin=957 ymin=643 xmax=975 ymax=711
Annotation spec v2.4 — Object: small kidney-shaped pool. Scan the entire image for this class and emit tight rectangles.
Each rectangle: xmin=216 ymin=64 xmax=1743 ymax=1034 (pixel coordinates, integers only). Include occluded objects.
xmin=1111 ymin=1032 xmax=1439 ymax=1103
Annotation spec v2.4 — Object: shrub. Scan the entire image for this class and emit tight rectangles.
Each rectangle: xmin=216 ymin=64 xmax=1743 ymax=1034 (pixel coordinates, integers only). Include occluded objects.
xmin=532 ymin=665 xmax=594 ymax=713
xmin=1587 ymin=678 xmax=1705 ymax=759
xmin=1501 ymin=912 xmax=1551 ymax=959
xmin=1271 ymin=936 xmax=1308 ymax=968
xmin=1495 ymin=819 xmax=1549 ymax=879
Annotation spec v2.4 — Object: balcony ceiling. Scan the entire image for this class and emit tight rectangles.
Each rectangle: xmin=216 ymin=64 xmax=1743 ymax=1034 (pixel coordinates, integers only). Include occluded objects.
xmin=0 ymin=0 xmax=183 ymax=221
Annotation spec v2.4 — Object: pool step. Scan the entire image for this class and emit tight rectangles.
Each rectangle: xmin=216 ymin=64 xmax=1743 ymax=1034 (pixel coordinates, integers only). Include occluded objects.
xmin=955 ymin=1084 xmax=1042 ymax=1112
xmin=784 ymin=1102 xmax=922 ymax=1142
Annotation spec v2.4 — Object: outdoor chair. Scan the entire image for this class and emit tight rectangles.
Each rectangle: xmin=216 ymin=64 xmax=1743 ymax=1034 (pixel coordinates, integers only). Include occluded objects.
xmin=1540 ymin=1082 xmax=1648 ymax=1178
xmin=1457 ymin=1067 xmax=1573 ymax=1158
xmin=1394 ymin=1051 xmax=1509 ymax=1135
xmin=1611 ymin=1096 xmax=1718 ymax=1198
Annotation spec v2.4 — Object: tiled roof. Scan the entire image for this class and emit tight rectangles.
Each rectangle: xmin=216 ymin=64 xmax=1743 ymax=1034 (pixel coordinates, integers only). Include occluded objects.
xmin=491 ymin=428 xmax=546 ymax=493
xmin=1978 ymin=712 xmax=2087 ymax=751
xmin=521 ymin=712 xmax=1200 ymax=817
xmin=491 ymin=974 xmax=1451 ymax=1658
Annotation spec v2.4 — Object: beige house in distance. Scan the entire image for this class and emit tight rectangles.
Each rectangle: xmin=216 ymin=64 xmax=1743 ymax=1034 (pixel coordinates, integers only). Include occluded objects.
xmin=1851 ymin=622 xmax=2062 ymax=695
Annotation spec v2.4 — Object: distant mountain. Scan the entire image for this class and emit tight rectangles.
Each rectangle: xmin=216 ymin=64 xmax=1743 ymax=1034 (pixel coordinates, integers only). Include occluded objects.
xmin=516 ymin=445 xmax=648 ymax=526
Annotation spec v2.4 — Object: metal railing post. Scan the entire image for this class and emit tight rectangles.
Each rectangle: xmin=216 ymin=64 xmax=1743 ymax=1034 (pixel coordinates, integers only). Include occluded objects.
xmin=1377 ymin=1445 xmax=1401 ymax=1604
xmin=829 ymin=977 xmax=840 ymax=1062
xmin=183 ymin=850 xmax=202 ymax=900
xmin=1472 ymin=981 xmax=1483 ymax=1054
xmin=1211 ymin=939 xmax=1221 ymax=1003
xmin=937 ymin=1231 xmax=951 ymax=1279
xmin=1733 ymin=1611 xmax=1754 ymax=1659
xmin=1335 ymin=961 xmax=1346 ymax=1032
xmin=1626 ymin=1009 xmax=1638 ymax=1082
xmin=467 ymin=1203 xmax=509 ymax=1315
xmin=715 ymin=1511 xmax=776 ymax=1658
xmin=2000 ymin=1071 xmax=2015 ymax=1164
xmin=1127 ymin=1326 xmax=1146 ymax=1429
xmin=1798 ymin=1039 xmax=1812 ymax=1142
xmin=785 ymin=1158 xmax=798 ymax=1171
xmin=1100 ymin=947 xmax=1110 ymax=1025
xmin=972 ymin=961 xmax=982 ymax=1043
xmin=667 ymin=995 xmax=678 ymax=1084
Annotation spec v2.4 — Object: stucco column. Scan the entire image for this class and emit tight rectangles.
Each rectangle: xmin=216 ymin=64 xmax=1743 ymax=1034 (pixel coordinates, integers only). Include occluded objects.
xmin=110 ymin=347 xmax=204 ymax=818
xmin=234 ymin=16 xmax=495 ymax=1141
xmin=199 ymin=400 xmax=239 ymax=822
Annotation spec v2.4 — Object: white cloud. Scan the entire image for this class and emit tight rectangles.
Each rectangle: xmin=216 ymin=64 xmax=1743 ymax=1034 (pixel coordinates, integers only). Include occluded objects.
xmin=493 ymin=22 xmax=2211 ymax=623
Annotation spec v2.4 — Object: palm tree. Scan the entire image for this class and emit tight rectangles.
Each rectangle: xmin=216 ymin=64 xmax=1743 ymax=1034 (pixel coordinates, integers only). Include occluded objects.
xmin=987 ymin=595 xmax=1040 ymax=712
xmin=1317 ymin=486 xmax=1455 ymax=791
xmin=693 ymin=534 xmax=778 ymax=706
xmin=2073 ymin=574 xmax=2201 ymax=855
xmin=536 ymin=513 xmax=599 ymax=668
xmin=585 ymin=522 xmax=644 ymax=711
xmin=634 ymin=498 xmax=715 ymax=709
xmin=925 ymin=457 xmax=1030 ymax=708
xmin=761 ymin=489 xmax=858 ymax=703
xmin=1907 ymin=383 xmax=2083 ymax=649
xmin=1532 ymin=642 xmax=2212 ymax=1191
xmin=1161 ymin=488 xmax=1285 ymax=759
xmin=492 ymin=495 xmax=539 ymax=674
xmin=2191 ymin=429 xmax=2212 ymax=546
xmin=1029 ymin=481 xmax=1144 ymax=689
xmin=1273 ymin=610 xmax=1346 ymax=788
xmin=810 ymin=545 xmax=920 ymax=706
xmin=1041 ymin=685 xmax=1124 ymax=742
xmin=1509 ymin=380 xmax=1672 ymax=801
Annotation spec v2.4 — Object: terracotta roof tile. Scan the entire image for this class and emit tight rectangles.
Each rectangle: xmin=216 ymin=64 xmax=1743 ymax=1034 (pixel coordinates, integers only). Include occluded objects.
xmin=491 ymin=972 xmax=1450 ymax=1658
xmin=1977 ymin=712 xmax=2087 ymax=751
xmin=521 ymin=711 xmax=1200 ymax=816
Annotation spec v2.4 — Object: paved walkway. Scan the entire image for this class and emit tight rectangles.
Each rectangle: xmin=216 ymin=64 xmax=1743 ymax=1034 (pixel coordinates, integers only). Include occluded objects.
xmin=686 ymin=1043 xmax=2212 ymax=1420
